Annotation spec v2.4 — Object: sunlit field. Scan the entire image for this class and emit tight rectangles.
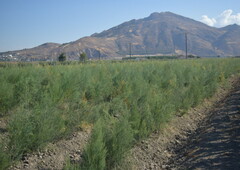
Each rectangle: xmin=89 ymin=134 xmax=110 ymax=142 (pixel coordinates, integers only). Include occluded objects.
xmin=1 ymin=58 xmax=240 ymax=169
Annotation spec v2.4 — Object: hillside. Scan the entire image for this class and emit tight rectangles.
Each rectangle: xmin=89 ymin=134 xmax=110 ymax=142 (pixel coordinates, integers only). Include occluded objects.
xmin=1 ymin=12 xmax=240 ymax=61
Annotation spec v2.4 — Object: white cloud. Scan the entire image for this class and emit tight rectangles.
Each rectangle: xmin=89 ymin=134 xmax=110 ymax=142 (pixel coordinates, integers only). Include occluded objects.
xmin=200 ymin=9 xmax=240 ymax=27
xmin=201 ymin=15 xmax=216 ymax=26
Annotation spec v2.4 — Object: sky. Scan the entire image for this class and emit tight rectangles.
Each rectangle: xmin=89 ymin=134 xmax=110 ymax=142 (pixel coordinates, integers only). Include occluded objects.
xmin=0 ymin=0 xmax=240 ymax=52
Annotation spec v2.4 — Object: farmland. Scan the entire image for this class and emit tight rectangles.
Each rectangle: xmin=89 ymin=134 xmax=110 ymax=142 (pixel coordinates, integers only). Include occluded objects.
xmin=0 ymin=58 xmax=240 ymax=169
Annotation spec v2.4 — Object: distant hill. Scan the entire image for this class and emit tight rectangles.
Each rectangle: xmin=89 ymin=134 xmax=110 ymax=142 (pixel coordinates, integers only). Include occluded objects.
xmin=1 ymin=12 xmax=240 ymax=61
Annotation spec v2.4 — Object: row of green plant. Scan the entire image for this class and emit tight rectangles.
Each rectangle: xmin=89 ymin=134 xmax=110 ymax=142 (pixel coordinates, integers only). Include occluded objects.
xmin=0 ymin=60 xmax=88 ymax=68
xmin=0 ymin=58 xmax=240 ymax=169
xmin=0 ymin=59 xmax=130 ymax=68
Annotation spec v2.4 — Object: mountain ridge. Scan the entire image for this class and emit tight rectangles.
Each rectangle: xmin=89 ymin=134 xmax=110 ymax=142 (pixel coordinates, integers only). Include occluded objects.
xmin=1 ymin=12 xmax=240 ymax=61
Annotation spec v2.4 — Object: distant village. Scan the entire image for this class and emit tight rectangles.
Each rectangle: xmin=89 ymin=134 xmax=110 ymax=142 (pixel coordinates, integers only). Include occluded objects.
xmin=0 ymin=53 xmax=53 ymax=62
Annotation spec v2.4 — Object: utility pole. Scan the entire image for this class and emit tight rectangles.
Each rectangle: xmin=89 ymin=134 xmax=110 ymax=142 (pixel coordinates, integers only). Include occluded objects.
xmin=173 ymin=43 xmax=175 ymax=57
xmin=129 ymin=43 xmax=132 ymax=58
xmin=185 ymin=33 xmax=188 ymax=59
xmin=145 ymin=48 xmax=148 ymax=58
xmin=98 ymin=50 xmax=101 ymax=60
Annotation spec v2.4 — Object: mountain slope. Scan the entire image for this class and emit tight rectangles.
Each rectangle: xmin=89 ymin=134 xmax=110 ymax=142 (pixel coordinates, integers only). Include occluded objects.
xmin=92 ymin=12 xmax=223 ymax=56
xmin=1 ymin=12 xmax=240 ymax=61
xmin=214 ymin=24 xmax=240 ymax=55
xmin=0 ymin=43 xmax=61 ymax=61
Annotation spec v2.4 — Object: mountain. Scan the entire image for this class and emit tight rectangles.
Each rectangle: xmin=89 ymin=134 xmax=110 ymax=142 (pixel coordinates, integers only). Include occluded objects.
xmin=1 ymin=12 xmax=240 ymax=61
xmin=92 ymin=12 xmax=223 ymax=56
xmin=214 ymin=24 xmax=240 ymax=55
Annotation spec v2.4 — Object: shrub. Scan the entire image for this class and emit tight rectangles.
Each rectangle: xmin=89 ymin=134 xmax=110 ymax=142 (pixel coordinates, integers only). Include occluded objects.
xmin=8 ymin=105 xmax=66 ymax=159
xmin=80 ymin=52 xmax=88 ymax=62
xmin=105 ymin=117 xmax=133 ymax=169
xmin=0 ymin=142 xmax=10 ymax=170
xmin=81 ymin=119 xmax=107 ymax=170
xmin=58 ymin=53 xmax=67 ymax=62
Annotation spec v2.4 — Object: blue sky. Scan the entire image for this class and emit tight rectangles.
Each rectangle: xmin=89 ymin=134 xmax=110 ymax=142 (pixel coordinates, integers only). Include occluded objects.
xmin=0 ymin=0 xmax=239 ymax=52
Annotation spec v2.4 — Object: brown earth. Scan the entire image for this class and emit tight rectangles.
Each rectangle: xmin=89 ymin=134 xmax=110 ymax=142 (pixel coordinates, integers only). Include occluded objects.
xmin=167 ymin=79 xmax=240 ymax=169
xmin=10 ymin=131 xmax=90 ymax=170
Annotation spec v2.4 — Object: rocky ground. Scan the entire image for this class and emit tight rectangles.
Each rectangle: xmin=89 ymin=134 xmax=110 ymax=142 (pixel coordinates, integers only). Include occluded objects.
xmin=10 ymin=131 xmax=90 ymax=170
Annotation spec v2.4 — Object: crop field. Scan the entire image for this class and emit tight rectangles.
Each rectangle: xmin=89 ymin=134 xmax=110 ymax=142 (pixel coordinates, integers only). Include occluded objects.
xmin=1 ymin=58 xmax=240 ymax=169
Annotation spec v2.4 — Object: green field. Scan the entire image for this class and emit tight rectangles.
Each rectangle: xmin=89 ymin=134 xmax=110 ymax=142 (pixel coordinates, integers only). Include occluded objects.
xmin=1 ymin=58 xmax=240 ymax=169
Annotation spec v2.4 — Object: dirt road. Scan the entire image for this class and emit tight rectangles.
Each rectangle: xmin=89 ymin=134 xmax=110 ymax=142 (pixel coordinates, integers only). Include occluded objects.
xmin=168 ymin=81 xmax=240 ymax=169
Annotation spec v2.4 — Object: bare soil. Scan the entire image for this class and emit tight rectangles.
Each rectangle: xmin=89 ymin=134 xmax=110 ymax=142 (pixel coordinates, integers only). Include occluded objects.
xmin=131 ymin=77 xmax=240 ymax=170
xmin=168 ymin=80 xmax=240 ymax=169
xmin=10 ymin=131 xmax=90 ymax=170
